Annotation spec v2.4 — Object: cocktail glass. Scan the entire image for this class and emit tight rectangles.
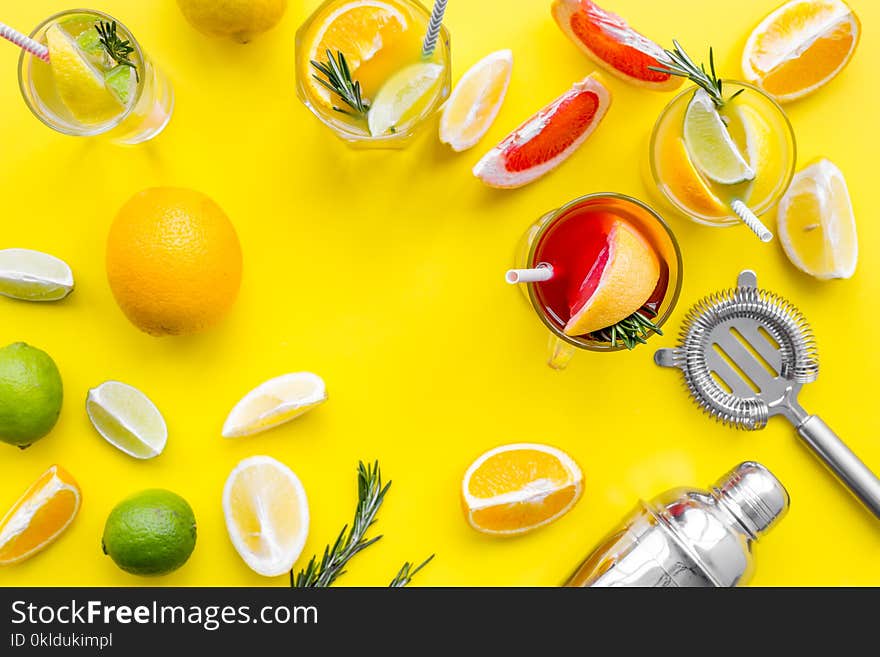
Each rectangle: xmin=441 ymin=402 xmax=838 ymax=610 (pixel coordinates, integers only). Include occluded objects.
xmin=648 ymin=80 xmax=796 ymax=229
xmin=295 ymin=0 xmax=451 ymax=149
xmin=18 ymin=9 xmax=173 ymax=144
xmin=512 ymin=193 xmax=682 ymax=370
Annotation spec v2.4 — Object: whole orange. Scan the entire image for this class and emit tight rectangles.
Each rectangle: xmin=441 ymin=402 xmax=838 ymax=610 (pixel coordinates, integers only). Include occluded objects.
xmin=106 ymin=188 xmax=243 ymax=336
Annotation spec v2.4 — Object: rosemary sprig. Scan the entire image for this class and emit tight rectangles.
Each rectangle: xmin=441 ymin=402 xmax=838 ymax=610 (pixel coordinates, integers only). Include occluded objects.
xmin=95 ymin=21 xmax=139 ymax=83
xmin=291 ymin=461 xmax=388 ymax=587
xmin=592 ymin=306 xmax=663 ymax=351
xmin=310 ymin=50 xmax=370 ymax=117
xmin=648 ymin=40 xmax=742 ymax=108
xmin=390 ymin=554 xmax=435 ymax=587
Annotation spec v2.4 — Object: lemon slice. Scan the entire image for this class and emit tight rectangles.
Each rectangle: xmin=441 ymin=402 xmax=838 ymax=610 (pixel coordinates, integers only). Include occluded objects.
xmin=778 ymin=159 xmax=857 ymax=280
xmin=223 ymin=456 xmax=309 ymax=577
xmin=222 ymin=372 xmax=327 ymax=438
xmin=86 ymin=381 xmax=168 ymax=459
xmin=440 ymin=50 xmax=513 ymax=152
xmin=46 ymin=25 xmax=124 ymax=124
xmin=684 ymin=89 xmax=756 ymax=185
xmin=0 ymin=249 xmax=74 ymax=302
xmin=368 ymin=63 xmax=444 ymax=137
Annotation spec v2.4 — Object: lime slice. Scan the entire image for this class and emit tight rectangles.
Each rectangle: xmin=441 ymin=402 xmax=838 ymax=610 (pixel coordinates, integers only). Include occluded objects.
xmin=74 ymin=26 xmax=105 ymax=61
xmin=0 ymin=249 xmax=74 ymax=302
xmin=222 ymin=372 xmax=327 ymax=439
xmin=46 ymin=24 xmax=123 ymax=124
xmin=86 ymin=381 xmax=168 ymax=459
xmin=368 ymin=63 xmax=444 ymax=137
xmin=683 ymin=89 xmax=756 ymax=185
xmin=105 ymin=65 xmax=136 ymax=105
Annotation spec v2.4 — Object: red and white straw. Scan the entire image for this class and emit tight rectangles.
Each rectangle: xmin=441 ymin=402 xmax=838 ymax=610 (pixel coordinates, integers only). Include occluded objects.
xmin=0 ymin=22 xmax=49 ymax=62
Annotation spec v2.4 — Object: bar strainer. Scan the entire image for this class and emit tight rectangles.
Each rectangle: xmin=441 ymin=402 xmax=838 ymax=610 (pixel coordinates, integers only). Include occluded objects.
xmin=655 ymin=270 xmax=880 ymax=519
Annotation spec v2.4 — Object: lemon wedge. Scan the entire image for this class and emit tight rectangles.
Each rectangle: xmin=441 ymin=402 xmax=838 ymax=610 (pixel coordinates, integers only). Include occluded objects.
xmin=684 ymin=89 xmax=755 ymax=185
xmin=0 ymin=249 xmax=74 ymax=302
xmin=46 ymin=24 xmax=124 ymax=124
xmin=440 ymin=50 xmax=513 ymax=152
xmin=368 ymin=62 xmax=444 ymax=137
xmin=778 ymin=159 xmax=857 ymax=280
xmin=223 ymin=456 xmax=309 ymax=577
xmin=86 ymin=381 xmax=168 ymax=459
xmin=222 ymin=372 xmax=327 ymax=439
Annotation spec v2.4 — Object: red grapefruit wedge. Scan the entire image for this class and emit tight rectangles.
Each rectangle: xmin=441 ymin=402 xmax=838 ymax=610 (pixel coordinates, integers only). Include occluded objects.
xmin=473 ymin=73 xmax=611 ymax=189
xmin=552 ymin=0 xmax=682 ymax=92
xmin=564 ymin=219 xmax=659 ymax=337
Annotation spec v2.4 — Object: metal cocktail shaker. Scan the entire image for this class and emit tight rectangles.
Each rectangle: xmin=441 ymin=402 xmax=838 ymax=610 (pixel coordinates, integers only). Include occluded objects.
xmin=566 ymin=462 xmax=789 ymax=587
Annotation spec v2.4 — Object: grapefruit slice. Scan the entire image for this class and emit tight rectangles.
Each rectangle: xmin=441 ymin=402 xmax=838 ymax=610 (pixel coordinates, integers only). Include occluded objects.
xmin=551 ymin=0 xmax=682 ymax=91
xmin=473 ymin=73 xmax=611 ymax=189
xmin=564 ymin=220 xmax=660 ymax=337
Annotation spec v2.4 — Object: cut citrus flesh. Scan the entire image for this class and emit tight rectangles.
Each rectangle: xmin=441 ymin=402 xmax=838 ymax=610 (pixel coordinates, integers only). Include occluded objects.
xmin=86 ymin=381 xmax=168 ymax=459
xmin=303 ymin=0 xmax=408 ymax=109
xmin=0 ymin=249 xmax=74 ymax=302
xmin=777 ymin=158 xmax=857 ymax=280
xmin=223 ymin=456 xmax=309 ymax=577
xmin=552 ymin=0 xmax=681 ymax=91
xmin=440 ymin=50 xmax=513 ymax=152
xmin=368 ymin=62 xmax=444 ymax=137
xmin=0 ymin=465 xmax=81 ymax=565
xmin=474 ymin=73 xmax=611 ymax=189
xmin=462 ymin=443 xmax=583 ymax=536
xmin=46 ymin=24 xmax=124 ymax=124
xmin=564 ymin=219 xmax=660 ymax=336
xmin=742 ymin=0 xmax=860 ymax=103
xmin=733 ymin=103 xmax=782 ymax=206
xmin=684 ymin=89 xmax=756 ymax=185
xmin=222 ymin=372 xmax=327 ymax=439
xmin=657 ymin=137 xmax=727 ymax=218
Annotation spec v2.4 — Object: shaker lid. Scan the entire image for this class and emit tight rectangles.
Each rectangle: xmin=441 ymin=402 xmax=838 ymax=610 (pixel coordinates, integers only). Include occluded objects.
xmin=715 ymin=462 xmax=790 ymax=538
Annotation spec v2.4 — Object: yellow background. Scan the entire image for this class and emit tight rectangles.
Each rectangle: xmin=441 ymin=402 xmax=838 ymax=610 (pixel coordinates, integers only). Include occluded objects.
xmin=1 ymin=0 xmax=879 ymax=587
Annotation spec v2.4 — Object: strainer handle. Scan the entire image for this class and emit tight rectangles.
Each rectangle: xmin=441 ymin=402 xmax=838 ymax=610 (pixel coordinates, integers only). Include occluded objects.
xmin=798 ymin=416 xmax=880 ymax=520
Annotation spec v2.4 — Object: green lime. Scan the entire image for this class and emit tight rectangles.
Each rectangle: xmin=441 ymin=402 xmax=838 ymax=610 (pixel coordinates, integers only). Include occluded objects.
xmin=105 ymin=65 xmax=136 ymax=105
xmin=102 ymin=489 xmax=197 ymax=577
xmin=0 ymin=342 xmax=63 ymax=448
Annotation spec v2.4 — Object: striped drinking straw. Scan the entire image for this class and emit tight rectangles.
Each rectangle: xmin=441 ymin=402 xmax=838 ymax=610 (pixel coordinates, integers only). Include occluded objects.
xmin=0 ymin=22 xmax=49 ymax=62
xmin=421 ymin=0 xmax=448 ymax=59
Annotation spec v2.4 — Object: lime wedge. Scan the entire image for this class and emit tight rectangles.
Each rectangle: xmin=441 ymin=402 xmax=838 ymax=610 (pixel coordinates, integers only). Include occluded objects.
xmin=86 ymin=381 xmax=168 ymax=459
xmin=105 ymin=65 xmax=136 ymax=105
xmin=74 ymin=27 xmax=105 ymax=61
xmin=46 ymin=24 xmax=123 ymax=125
xmin=0 ymin=249 xmax=74 ymax=302
xmin=367 ymin=63 xmax=444 ymax=137
xmin=683 ymin=89 xmax=756 ymax=185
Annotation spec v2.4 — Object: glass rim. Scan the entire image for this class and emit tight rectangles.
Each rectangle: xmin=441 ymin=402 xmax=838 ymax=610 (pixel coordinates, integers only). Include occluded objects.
xmin=18 ymin=8 xmax=147 ymax=137
xmin=649 ymin=79 xmax=797 ymax=226
xmin=524 ymin=192 xmax=684 ymax=353
xmin=294 ymin=0 xmax=451 ymax=144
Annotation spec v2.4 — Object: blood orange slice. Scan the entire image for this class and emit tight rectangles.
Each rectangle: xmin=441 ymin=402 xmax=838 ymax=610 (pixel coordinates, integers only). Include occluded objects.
xmin=473 ymin=73 xmax=611 ymax=189
xmin=551 ymin=0 xmax=682 ymax=91
xmin=564 ymin=219 xmax=660 ymax=337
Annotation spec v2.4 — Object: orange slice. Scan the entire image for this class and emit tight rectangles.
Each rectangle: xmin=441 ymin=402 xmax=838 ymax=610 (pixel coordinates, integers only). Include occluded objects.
xmin=564 ymin=220 xmax=660 ymax=337
xmin=474 ymin=73 xmax=611 ymax=189
xmin=552 ymin=0 xmax=682 ymax=91
xmin=304 ymin=0 xmax=408 ymax=108
xmin=440 ymin=50 xmax=513 ymax=152
xmin=742 ymin=0 xmax=860 ymax=103
xmin=0 ymin=465 xmax=81 ymax=565
xmin=658 ymin=136 xmax=727 ymax=218
xmin=462 ymin=443 xmax=583 ymax=536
